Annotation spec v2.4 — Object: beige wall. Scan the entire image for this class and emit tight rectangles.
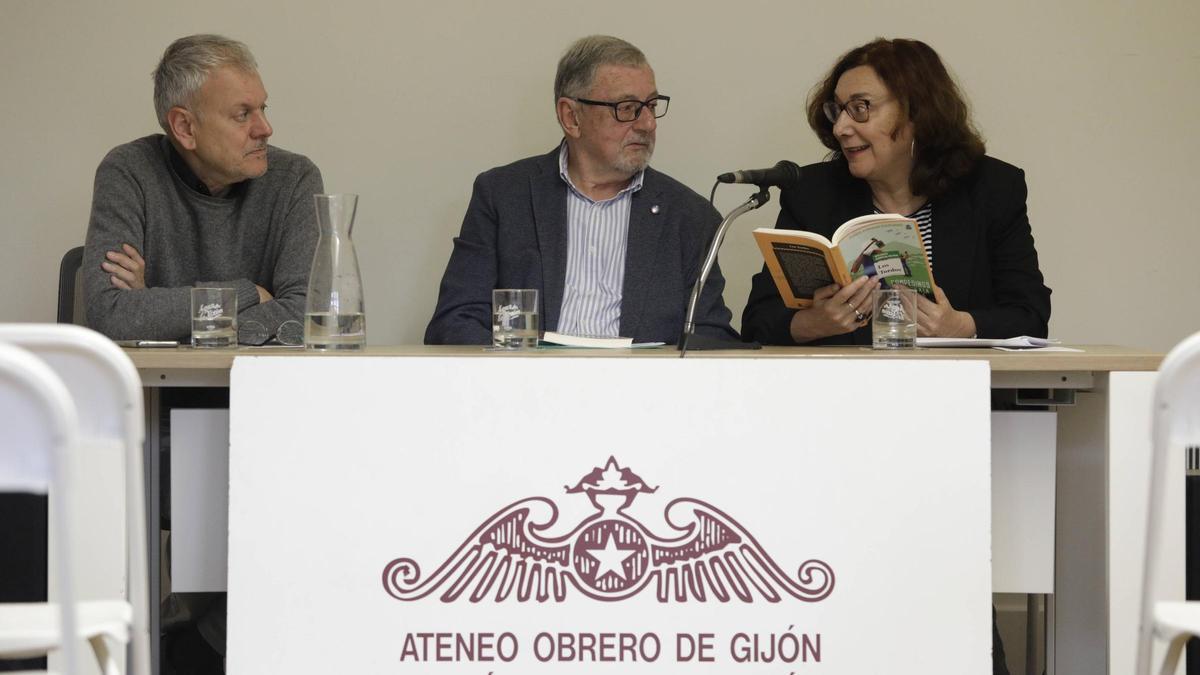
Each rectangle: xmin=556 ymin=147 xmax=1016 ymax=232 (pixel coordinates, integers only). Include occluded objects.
xmin=2 ymin=0 xmax=1197 ymax=349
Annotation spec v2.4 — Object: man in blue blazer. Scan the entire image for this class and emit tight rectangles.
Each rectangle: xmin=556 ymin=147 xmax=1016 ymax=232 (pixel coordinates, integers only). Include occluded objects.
xmin=425 ymin=35 xmax=737 ymax=345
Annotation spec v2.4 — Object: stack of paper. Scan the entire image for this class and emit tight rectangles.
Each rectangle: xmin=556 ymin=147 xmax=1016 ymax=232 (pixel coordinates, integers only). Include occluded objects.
xmin=540 ymin=332 xmax=668 ymax=349
xmin=916 ymin=336 xmax=1063 ymax=350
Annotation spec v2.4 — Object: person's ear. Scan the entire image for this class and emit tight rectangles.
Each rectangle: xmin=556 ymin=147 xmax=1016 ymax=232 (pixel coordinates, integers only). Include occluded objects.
xmin=166 ymin=107 xmax=198 ymax=150
xmin=892 ymin=118 xmax=916 ymax=145
xmin=556 ymin=97 xmax=582 ymax=138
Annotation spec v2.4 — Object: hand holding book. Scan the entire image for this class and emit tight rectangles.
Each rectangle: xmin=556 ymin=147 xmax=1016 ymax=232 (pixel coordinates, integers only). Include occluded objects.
xmin=754 ymin=214 xmax=937 ymax=309
xmin=897 ymin=284 xmax=976 ymax=338
xmin=788 ymin=275 xmax=880 ymax=343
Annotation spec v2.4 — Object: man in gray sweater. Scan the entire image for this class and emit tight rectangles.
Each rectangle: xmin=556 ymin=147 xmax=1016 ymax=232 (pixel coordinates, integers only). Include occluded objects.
xmin=84 ymin=34 xmax=323 ymax=342
xmin=79 ymin=34 xmax=324 ymax=674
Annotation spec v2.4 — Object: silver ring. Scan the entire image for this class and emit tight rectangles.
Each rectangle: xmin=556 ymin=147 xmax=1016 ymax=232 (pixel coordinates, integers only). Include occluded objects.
xmin=854 ymin=310 xmax=866 ymax=322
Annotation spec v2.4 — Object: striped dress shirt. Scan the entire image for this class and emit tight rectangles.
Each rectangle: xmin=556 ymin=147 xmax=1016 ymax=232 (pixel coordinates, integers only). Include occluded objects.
xmin=555 ymin=143 xmax=645 ymax=337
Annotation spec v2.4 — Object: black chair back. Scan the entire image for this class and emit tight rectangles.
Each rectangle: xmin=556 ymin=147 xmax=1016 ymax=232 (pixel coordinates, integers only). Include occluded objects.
xmin=57 ymin=246 xmax=84 ymax=325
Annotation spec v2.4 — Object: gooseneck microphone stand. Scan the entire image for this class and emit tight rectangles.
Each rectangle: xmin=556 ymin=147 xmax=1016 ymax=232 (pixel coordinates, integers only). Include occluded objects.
xmin=678 ymin=186 xmax=771 ymax=357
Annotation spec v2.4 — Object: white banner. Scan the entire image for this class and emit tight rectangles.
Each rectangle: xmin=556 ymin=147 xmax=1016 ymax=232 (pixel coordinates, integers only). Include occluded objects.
xmin=228 ymin=356 xmax=991 ymax=673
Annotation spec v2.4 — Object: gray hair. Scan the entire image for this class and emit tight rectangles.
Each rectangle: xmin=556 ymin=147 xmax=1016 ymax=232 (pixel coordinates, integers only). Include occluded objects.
xmin=152 ymin=34 xmax=258 ymax=133
xmin=554 ymin=35 xmax=648 ymax=102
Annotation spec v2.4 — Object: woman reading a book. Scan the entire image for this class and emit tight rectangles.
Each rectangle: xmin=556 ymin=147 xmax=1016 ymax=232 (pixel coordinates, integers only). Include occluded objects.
xmin=741 ymin=38 xmax=1051 ymax=345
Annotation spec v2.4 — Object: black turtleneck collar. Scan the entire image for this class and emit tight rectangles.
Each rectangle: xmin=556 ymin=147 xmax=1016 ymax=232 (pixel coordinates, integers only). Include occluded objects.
xmin=167 ymin=141 xmax=244 ymax=199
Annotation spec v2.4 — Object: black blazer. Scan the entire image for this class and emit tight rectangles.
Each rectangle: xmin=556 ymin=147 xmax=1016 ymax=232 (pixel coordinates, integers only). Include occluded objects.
xmin=742 ymin=156 xmax=1051 ymax=345
xmin=425 ymin=147 xmax=737 ymax=345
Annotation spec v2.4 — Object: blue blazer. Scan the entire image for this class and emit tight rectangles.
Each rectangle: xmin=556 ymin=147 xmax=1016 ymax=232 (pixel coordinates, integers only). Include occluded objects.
xmin=425 ymin=148 xmax=737 ymax=345
xmin=742 ymin=156 xmax=1051 ymax=345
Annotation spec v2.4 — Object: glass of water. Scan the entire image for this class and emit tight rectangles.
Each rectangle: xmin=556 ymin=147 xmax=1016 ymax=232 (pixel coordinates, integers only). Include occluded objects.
xmin=190 ymin=287 xmax=238 ymax=348
xmin=492 ymin=289 xmax=539 ymax=350
xmin=871 ymin=288 xmax=917 ymax=349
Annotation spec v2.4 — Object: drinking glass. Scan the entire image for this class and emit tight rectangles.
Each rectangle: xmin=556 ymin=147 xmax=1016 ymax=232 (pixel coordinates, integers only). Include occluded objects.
xmin=190 ymin=287 xmax=237 ymax=348
xmin=872 ymin=288 xmax=917 ymax=349
xmin=492 ymin=289 xmax=539 ymax=349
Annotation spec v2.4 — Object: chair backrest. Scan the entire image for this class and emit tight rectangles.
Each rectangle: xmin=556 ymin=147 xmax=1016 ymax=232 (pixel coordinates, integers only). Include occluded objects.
xmin=0 ymin=324 xmax=149 ymax=675
xmin=0 ymin=341 xmax=81 ymax=675
xmin=57 ymin=246 xmax=85 ymax=325
xmin=1137 ymin=330 xmax=1200 ymax=675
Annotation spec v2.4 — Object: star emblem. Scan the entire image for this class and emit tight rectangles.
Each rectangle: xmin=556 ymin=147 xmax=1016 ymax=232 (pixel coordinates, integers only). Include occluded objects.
xmin=584 ymin=534 xmax=635 ymax=581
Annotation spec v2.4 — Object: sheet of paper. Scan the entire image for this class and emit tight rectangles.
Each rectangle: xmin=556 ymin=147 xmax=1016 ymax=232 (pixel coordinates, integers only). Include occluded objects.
xmin=917 ymin=336 xmax=1062 ymax=349
xmin=994 ymin=345 xmax=1082 ymax=352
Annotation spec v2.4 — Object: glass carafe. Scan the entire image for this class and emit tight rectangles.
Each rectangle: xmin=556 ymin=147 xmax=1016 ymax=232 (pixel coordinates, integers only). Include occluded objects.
xmin=304 ymin=194 xmax=366 ymax=350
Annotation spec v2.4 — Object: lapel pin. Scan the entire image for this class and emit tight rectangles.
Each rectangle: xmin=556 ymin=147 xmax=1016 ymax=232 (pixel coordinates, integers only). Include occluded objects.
xmin=650 ymin=204 xmax=660 ymax=215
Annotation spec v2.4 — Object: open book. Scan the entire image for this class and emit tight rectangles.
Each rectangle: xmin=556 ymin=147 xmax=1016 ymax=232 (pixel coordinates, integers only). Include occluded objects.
xmin=753 ymin=214 xmax=937 ymax=308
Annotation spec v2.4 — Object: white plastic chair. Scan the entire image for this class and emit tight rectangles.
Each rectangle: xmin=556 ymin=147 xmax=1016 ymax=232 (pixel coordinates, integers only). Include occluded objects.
xmin=0 ymin=341 xmax=81 ymax=674
xmin=1137 ymin=330 xmax=1200 ymax=675
xmin=0 ymin=324 xmax=149 ymax=675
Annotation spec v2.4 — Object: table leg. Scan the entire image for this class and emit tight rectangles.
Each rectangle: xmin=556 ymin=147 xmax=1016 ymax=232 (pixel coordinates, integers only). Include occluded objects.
xmin=1054 ymin=381 xmax=1109 ymax=674
xmin=144 ymin=387 xmax=161 ymax=675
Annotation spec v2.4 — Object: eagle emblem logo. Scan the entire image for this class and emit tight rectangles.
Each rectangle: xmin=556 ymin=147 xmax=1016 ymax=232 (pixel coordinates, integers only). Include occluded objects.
xmin=381 ymin=457 xmax=834 ymax=603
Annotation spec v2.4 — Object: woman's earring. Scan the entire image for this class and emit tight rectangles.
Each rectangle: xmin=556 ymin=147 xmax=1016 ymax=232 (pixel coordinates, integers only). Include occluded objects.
xmin=910 ymin=139 xmax=916 ymax=158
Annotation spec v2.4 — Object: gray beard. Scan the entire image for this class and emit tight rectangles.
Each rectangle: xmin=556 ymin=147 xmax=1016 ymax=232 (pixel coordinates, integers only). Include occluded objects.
xmin=613 ymin=139 xmax=654 ymax=174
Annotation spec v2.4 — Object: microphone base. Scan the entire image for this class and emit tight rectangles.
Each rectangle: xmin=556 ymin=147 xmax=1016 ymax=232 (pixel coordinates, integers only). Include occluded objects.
xmin=677 ymin=335 xmax=762 ymax=351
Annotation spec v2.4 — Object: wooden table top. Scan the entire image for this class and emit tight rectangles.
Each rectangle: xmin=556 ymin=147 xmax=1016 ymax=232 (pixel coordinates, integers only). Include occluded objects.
xmin=122 ymin=343 xmax=1163 ymax=373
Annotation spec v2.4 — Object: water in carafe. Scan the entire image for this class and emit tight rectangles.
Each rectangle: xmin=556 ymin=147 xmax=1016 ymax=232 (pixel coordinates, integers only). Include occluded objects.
xmin=304 ymin=194 xmax=366 ymax=350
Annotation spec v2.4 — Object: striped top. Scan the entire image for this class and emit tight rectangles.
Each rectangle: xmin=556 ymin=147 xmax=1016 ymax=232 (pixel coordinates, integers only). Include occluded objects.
xmin=877 ymin=201 xmax=934 ymax=269
xmin=911 ymin=201 xmax=933 ymax=269
xmin=555 ymin=143 xmax=645 ymax=337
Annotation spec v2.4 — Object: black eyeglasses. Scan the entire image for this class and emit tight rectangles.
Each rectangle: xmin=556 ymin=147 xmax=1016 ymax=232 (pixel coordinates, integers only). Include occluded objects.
xmin=823 ymin=98 xmax=881 ymax=124
xmin=573 ymin=95 xmax=670 ymax=122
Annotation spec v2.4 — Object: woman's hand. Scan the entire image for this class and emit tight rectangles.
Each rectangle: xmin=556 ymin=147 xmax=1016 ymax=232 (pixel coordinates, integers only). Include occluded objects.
xmin=913 ymin=286 xmax=976 ymax=337
xmin=789 ymin=275 xmax=879 ymax=343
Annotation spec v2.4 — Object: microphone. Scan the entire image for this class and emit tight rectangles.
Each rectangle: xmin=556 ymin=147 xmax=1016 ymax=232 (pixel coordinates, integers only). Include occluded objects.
xmin=717 ymin=160 xmax=802 ymax=187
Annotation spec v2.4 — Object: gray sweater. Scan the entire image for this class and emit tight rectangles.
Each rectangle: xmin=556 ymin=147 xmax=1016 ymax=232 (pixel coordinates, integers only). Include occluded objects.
xmin=83 ymin=134 xmax=324 ymax=340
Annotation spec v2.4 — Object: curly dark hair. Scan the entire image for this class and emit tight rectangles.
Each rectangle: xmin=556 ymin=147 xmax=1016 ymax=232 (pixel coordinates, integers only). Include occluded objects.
xmin=807 ymin=38 xmax=985 ymax=200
